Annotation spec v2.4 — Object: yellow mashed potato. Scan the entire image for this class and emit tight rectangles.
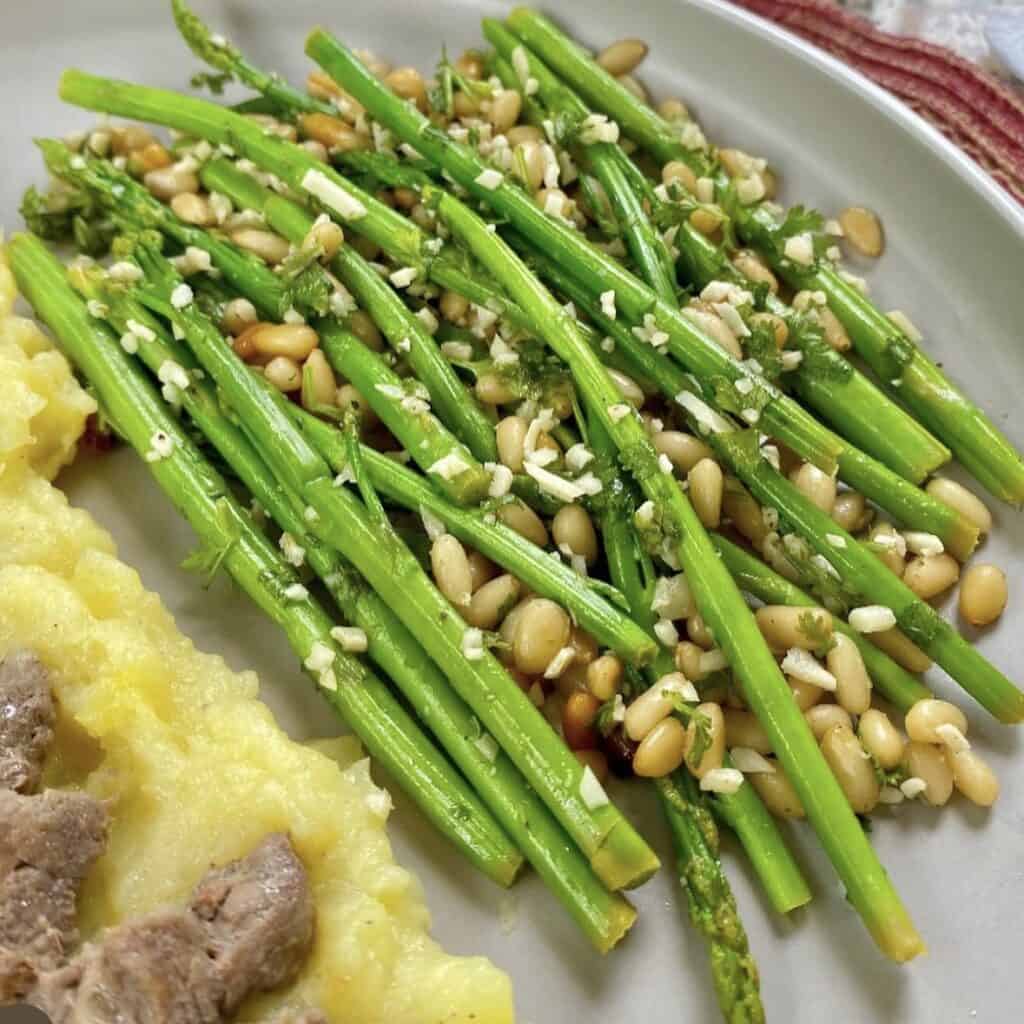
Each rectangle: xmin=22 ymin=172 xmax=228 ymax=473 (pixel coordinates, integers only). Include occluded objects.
xmin=0 ymin=246 xmax=514 ymax=1024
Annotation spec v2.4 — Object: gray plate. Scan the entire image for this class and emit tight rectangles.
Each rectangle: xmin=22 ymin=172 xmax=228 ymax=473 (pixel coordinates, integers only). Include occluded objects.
xmin=3 ymin=1 xmax=1023 ymax=1021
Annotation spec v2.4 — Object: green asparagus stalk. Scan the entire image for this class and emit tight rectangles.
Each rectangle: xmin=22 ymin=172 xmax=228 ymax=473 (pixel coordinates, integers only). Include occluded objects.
xmin=504 ymin=7 xmax=1024 ymax=504
xmin=73 ymin=265 xmax=636 ymax=952
xmin=119 ymin=235 xmax=658 ymax=891
xmin=305 ymin=31 xmax=925 ymax=960
xmin=8 ymin=230 xmax=523 ymax=888
xmin=540 ymin=252 xmax=1023 ymax=722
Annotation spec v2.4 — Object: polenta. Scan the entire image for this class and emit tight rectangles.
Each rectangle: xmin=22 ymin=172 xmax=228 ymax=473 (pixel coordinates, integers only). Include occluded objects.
xmin=0 ymin=244 xmax=515 ymax=1023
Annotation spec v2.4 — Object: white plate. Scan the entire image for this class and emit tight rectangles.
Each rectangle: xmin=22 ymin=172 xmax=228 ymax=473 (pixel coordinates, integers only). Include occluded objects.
xmin=3 ymin=1 xmax=1024 ymax=1021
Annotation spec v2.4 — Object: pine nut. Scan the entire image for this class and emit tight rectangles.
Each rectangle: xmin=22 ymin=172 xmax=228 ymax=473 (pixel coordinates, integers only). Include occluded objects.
xmin=430 ymin=534 xmax=473 ymax=609
xmin=805 ymin=704 xmax=853 ymax=740
xmin=607 ymin=368 xmax=645 ymax=406
xmin=562 ymin=691 xmax=600 ymax=750
xmin=675 ymin=641 xmax=705 ymax=681
xmin=264 ymin=355 xmax=302 ymax=392
xmin=131 ymin=142 xmax=173 ymax=175
xmin=476 ymin=372 xmax=519 ymax=405
xmin=831 ymin=490 xmax=869 ymax=533
xmin=300 ymin=349 xmax=337 ymax=409
xmin=306 ymin=218 xmax=345 ymax=261
xmin=506 ymin=124 xmax=544 ymax=147
xmin=143 ymin=165 xmax=199 ymax=200
xmin=755 ymin=605 xmax=833 ymax=653
xmin=624 ymin=678 xmax=677 ymax=742
xmin=453 ymin=90 xmax=482 ymax=118
xmin=512 ymin=140 xmax=546 ymax=192
xmin=569 ymin=629 xmax=598 ymax=669
xmin=170 ymin=191 xmax=213 ymax=226
xmin=718 ymin=148 xmax=758 ymax=179
xmin=391 ymin=187 xmax=418 ymax=211
xmin=947 ymin=749 xmax=999 ymax=807
xmin=748 ymin=312 xmax=788 ymax=348
xmin=495 ymin=416 xmax=529 ymax=472
xmin=575 ymin=748 xmax=609 ymax=784
xmin=868 ymin=627 xmax=932 ymax=673
xmin=762 ymin=169 xmax=778 ymax=199
xmin=903 ymin=553 xmax=960 ymax=600
xmin=512 ymin=598 xmax=571 ymax=675
xmin=792 ymin=462 xmax=837 ymax=514
xmin=488 ymin=89 xmax=523 ymax=134
xmin=821 ymin=724 xmax=878 ymax=813
xmin=684 ymin=702 xmax=725 ymax=779
xmin=497 ymin=500 xmax=549 ymax=547
xmin=689 ymin=206 xmax=724 ymax=237
xmin=657 ymin=98 xmax=689 ymax=122
xmin=348 ymin=309 xmax=384 ymax=351
xmin=299 ymin=112 xmax=369 ymax=152
xmin=232 ymin=331 xmax=260 ymax=363
xmin=788 ymin=677 xmax=824 ymax=711
xmin=661 ymin=160 xmax=697 ymax=194
xmin=959 ymin=564 xmax=1007 ymax=626
xmin=221 ymin=297 xmax=258 ymax=336
xmin=681 ymin=303 xmax=742 ymax=359
xmin=818 ymin=307 xmax=851 ymax=352
xmin=246 ymin=323 xmax=319 ymax=361
xmin=596 ymin=38 xmax=648 ymax=76
xmin=466 ymin=551 xmax=497 ymax=592
xmin=587 ymin=654 xmax=623 ymax=701
xmin=440 ymin=289 xmax=470 ymax=325
xmin=724 ymin=709 xmax=772 ymax=753
xmin=867 ymin=521 xmax=907 ymax=576
xmin=110 ymin=123 xmax=156 ymax=155
xmin=497 ymin=599 xmax=529 ymax=656
xmin=750 ymin=764 xmax=805 ymax=818
xmin=306 ymin=69 xmax=343 ymax=101
xmin=924 ymin=478 xmax=991 ymax=535
xmin=857 ymin=709 xmax=905 ymax=770
xmin=903 ymin=741 xmax=953 ymax=806
xmin=230 ymin=228 xmax=291 ymax=265
xmin=351 ymin=234 xmax=380 ymax=261
xmin=652 ymin=431 xmax=713 ymax=474
xmin=455 ymin=50 xmax=486 ymax=80
xmin=838 ymin=205 xmax=884 ymax=258
xmin=552 ymin=504 xmax=599 ymax=565
xmin=384 ymin=66 xmax=427 ymax=111
xmin=827 ymin=633 xmax=872 ymax=714
xmin=722 ymin=485 xmax=768 ymax=549
xmin=689 ymin=457 xmax=724 ymax=528
xmin=687 ymin=613 xmax=715 ymax=650
xmin=731 ymin=249 xmax=778 ymax=293
xmin=301 ymin=139 xmax=329 ymax=162
xmin=335 ymin=383 xmax=380 ymax=428
xmin=634 ymin=716 xmax=688 ymax=778
xmin=905 ymin=699 xmax=967 ymax=745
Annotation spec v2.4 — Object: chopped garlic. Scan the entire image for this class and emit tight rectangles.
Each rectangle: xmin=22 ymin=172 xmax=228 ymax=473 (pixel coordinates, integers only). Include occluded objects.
xmin=783 ymin=233 xmax=814 ymax=266
xmin=654 ymin=618 xmax=679 ymax=647
xmin=278 ymin=532 xmax=306 ymax=567
xmin=474 ymin=733 xmax=499 ymax=762
xmin=143 ymin=430 xmax=176 ymax=463
xmin=126 ymin=318 xmax=156 ymax=343
xmin=107 ymin=260 xmax=142 ymax=283
xmin=440 ymin=340 xmax=474 ymax=361
xmin=119 ymin=332 xmax=139 ymax=355
xmin=157 ymin=359 xmax=191 ymax=391
xmin=523 ymin=462 xmax=584 ymax=502
xmin=675 ymin=391 xmax=731 ymax=434
xmin=607 ymin=403 xmax=632 ymax=423
xmin=780 ymin=647 xmax=837 ymax=690
xmin=485 ymin=462 xmax=513 ymax=498
xmin=730 ymin=748 xmax=776 ymax=774
xmin=543 ymin=645 xmax=576 ymax=679
xmin=700 ymin=768 xmax=744 ymax=794
xmin=903 ymin=531 xmax=944 ymax=557
xmin=461 ymin=627 xmax=485 ymax=661
xmin=886 ymin=309 xmax=922 ymax=342
xmin=848 ymin=605 xmax=897 ymax=634
xmin=699 ymin=649 xmax=729 ymax=674
xmin=651 ymin=574 xmax=693 ymax=620
xmin=87 ymin=299 xmax=109 ymax=319
xmin=331 ymin=626 xmax=368 ymax=653
xmin=579 ymin=765 xmax=610 ymax=809
xmin=304 ymin=640 xmax=336 ymax=674
xmin=825 ymin=533 xmax=847 ymax=549
xmin=389 ymin=266 xmax=418 ymax=288
xmin=474 ymin=168 xmax=504 ymax=190
xmin=283 ymin=582 xmax=309 ymax=602
xmin=600 ymin=289 xmax=617 ymax=320
xmin=301 ymin=169 xmax=367 ymax=220
xmin=565 ymin=443 xmax=594 ymax=472
xmin=419 ymin=506 xmax=447 ymax=542
xmin=428 ymin=454 xmax=471 ymax=480
xmin=878 ymin=785 xmax=904 ymax=805
xmin=900 ymin=777 xmax=927 ymax=799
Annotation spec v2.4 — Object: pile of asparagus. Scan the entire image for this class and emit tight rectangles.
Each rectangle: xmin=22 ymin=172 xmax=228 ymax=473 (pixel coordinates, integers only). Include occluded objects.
xmin=10 ymin=2 xmax=1024 ymax=1018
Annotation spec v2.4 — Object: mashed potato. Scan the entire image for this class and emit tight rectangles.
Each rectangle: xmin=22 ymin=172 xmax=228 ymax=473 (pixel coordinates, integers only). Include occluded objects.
xmin=0 ymin=246 xmax=514 ymax=1024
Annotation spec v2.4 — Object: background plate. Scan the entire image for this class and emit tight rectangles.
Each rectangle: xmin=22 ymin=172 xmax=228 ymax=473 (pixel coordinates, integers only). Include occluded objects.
xmin=3 ymin=1 xmax=1023 ymax=1020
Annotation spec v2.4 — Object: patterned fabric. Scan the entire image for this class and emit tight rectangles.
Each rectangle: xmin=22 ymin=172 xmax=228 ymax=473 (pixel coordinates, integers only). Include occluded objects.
xmin=730 ymin=0 xmax=1024 ymax=202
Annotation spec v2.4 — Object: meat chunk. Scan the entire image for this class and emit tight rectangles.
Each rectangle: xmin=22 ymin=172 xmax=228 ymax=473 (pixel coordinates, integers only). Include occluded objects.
xmin=0 ymin=650 xmax=55 ymax=794
xmin=190 ymin=833 xmax=315 ymax=1014
xmin=0 ymin=789 xmax=107 ymax=999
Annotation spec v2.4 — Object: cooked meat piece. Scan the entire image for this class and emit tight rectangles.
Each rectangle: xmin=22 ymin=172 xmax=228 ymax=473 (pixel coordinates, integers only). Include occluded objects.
xmin=0 ymin=650 xmax=56 ymax=794
xmin=190 ymin=833 xmax=315 ymax=1015
xmin=32 ymin=911 xmax=222 ymax=1024
xmin=0 ymin=789 xmax=107 ymax=999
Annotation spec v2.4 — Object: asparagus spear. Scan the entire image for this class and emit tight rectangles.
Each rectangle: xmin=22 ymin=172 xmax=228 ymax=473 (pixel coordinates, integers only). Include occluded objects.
xmin=8 ymin=230 xmax=524 ymax=888
xmin=539 ymin=252 xmax=1024 ymax=722
xmin=305 ymin=32 xmax=926 ymax=960
xmin=504 ymin=6 xmax=1024 ymax=505
xmin=117 ymin=235 xmax=658 ymax=891
xmin=72 ymin=266 xmax=636 ymax=952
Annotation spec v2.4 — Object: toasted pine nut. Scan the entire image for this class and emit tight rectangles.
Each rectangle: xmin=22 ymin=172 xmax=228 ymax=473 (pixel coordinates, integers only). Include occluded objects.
xmin=170 ymin=192 xmax=213 ymax=226
xmin=497 ymin=125 xmax=539 ymax=149
xmin=300 ymin=112 xmax=370 ymax=152
xmin=924 ymin=478 xmax=991 ymax=536
xmin=569 ymin=628 xmax=598 ymax=668
xmin=431 ymin=534 xmax=473 ymax=608
xmin=652 ymin=431 xmax=713 ymax=474
xmin=903 ymin=741 xmax=953 ymax=806
xmin=221 ymin=297 xmax=258 ymax=336
xmin=466 ymin=551 xmax=497 ymax=592
xmin=306 ymin=217 xmax=345 ymax=261
xmin=661 ymin=160 xmax=697 ymax=194
xmin=495 ymin=415 xmax=528 ymax=472
xmin=903 ymin=553 xmax=960 ymax=601
xmin=689 ymin=457 xmax=724 ymax=528
xmin=722 ymin=485 xmax=768 ymax=549
xmin=453 ymin=90 xmax=482 ymax=118
xmin=143 ymin=165 xmax=199 ymax=200
xmin=587 ymin=654 xmax=623 ymax=702
xmin=731 ymin=249 xmax=778 ymax=293
xmin=634 ymin=716 xmax=688 ymax=778
xmin=724 ymin=709 xmax=772 ymax=754
xmin=868 ymin=627 xmax=932 ymax=673
xmin=857 ymin=709 xmax=905 ymax=769
xmin=336 ymin=383 xmax=380 ymax=427
xmin=831 ymin=490 xmax=869 ymax=533
xmin=839 ymin=205 xmax=884 ymax=258
xmin=300 ymin=349 xmax=337 ymax=409
xmin=657 ymin=97 xmax=689 ymax=122
xmin=959 ymin=564 xmax=1007 ymax=626
xmin=488 ymin=89 xmax=523 ymax=134
xmin=687 ymin=613 xmax=715 ymax=650
xmin=391 ymin=186 xmax=418 ymax=211
xmin=818 ymin=306 xmax=851 ymax=352
xmin=755 ymin=605 xmax=833 ymax=654
xmin=748 ymin=312 xmax=788 ymax=348
xmin=684 ymin=702 xmax=725 ymax=779
xmin=607 ymin=368 xmax=645 ymax=407
xmin=347 ymin=309 xmax=384 ymax=351
xmin=439 ymin=290 xmax=470 ymax=325
xmin=905 ymin=699 xmax=967 ymax=745
xmin=827 ymin=633 xmax=872 ymax=714
xmin=512 ymin=598 xmax=571 ymax=675
xmin=230 ymin=228 xmax=291 ymax=265
xmin=689 ymin=206 xmax=723 ymax=236
xmin=306 ymin=69 xmax=343 ymax=101
xmin=867 ymin=521 xmax=907 ymax=576
xmin=454 ymin=49 xmax=486 ymax=80
xmin=805 ymin=704 xmax=852 ymax=741
xmin=681 ymin=303 xmax=742 ymax=359
xmin=132 ymin=142 xmax=173 ymax=174
xmin=788 ymin=677 xmax=824 ymax=711
xmin=821 ymin=724 xmax=879 ymax=813
xmin=675 ymin=641 xmax=705 ymax=681
xmin=947 ymin=749 xmax=999 ymax=807
xmin=476 ymin=372 xmax=519 ymax=405
xmin=247 ymin=323 xmax=319 ymax=361
xmin=617 ymin=73 xmax=648 ymax=103
xmin=552 ymin=505 xmax=599 ymax=565
xmin=574 ymin=748 xmax=609 ymax=784
xmin=384 ymin=66 xmax=428 ymax=111
xmin=111 ymin=123 xmax=156 ymax=155
xmin=511 ymin=140 xmax=546 ymax=191
xmin=596 ymin=38 xmax=648 ymax=76
xmin=625 ymin=677 xmax=681 ymax=742
xmin=497 ymin=500 xmax=548 ymax=547
xmin=563 ymin=691 xmax=600 ymax=750
xmin=264 ymin=355 xmax=302 ymax=392
xmin=750 ymin=764 xmax=805 ymax=818
xmin=717 ymin=148 xmax=759 ymax=179
xmin=792 ymin=462 xmax=837 ymax=513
